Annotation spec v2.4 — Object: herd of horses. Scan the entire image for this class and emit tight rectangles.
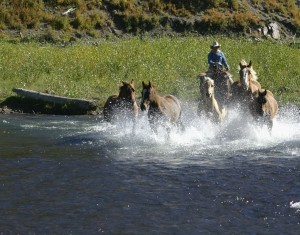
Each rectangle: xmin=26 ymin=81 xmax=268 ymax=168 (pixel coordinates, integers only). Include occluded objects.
xmin=103 ymin=60 xmax=278 ymax=136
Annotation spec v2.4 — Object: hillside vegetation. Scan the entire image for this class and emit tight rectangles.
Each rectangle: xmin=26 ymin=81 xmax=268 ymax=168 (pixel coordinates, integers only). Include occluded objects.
xmin=0 ymin=0 xmax=299 ymax=42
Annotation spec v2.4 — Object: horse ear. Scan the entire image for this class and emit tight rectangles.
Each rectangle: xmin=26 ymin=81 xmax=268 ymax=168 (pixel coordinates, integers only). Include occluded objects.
xmin=142 ymin=81 xmax=145 ymax=87
xmin=248 ymin=60 xmax=252 ymax=67
xmin=259 ymin=89 xmax=267 ymax=96
xmin=122 ymin=80 xmax=126 ymax=86
xmin=130 ymin=79 xmax=134 ymax=87
xmin=149 ymin=81 xmax=152 ymax=87
xmin=263 ymin=89 xmax=267 ymax=96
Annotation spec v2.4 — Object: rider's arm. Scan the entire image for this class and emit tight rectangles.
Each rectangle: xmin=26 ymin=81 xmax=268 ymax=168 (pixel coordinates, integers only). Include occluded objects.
xmin=220 ymin=52 xmax=229 ymax=70
xmin=208 ymin=52 xmax=215 ymax=67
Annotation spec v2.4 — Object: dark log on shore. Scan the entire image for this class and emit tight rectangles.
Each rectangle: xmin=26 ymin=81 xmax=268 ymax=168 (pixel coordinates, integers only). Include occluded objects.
xmin=12 ymin=88 xmax=97 ymax=112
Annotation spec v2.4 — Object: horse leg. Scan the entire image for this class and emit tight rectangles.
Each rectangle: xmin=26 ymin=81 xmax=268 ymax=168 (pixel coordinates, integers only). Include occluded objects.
xmin=197 ymin=101 xmax=203 ymax=117
xmin=131 ymin=103 xmax=139 ymax=135
xmin=166 ymin=126 xmax=171 ymax=140
xmin=267 ymin=119 xmax=273 ymax=133
xmin=178 ymin=119 xmax=185 ymax=133
xmin=149 ymin=120 xmax=158 ymax=135
xmin=220 ymin=107 xmax=227 ymax=121
xmin=227 ymin=77 xmax=233 ymax=98
xmin=131 ymin=116 xmax=137 ymax=135
xmin=176 ymin=111 xmax=185 ymax=133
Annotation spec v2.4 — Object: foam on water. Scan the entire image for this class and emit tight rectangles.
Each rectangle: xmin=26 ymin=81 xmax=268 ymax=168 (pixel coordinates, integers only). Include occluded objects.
xmin=290 ymin=201 xmax=300 ymax=209
xmin=1 ymin=104 xmax=298 ymax=163
xmin=96 ymin=105 xmax=299 ymax=145
xmin=77 ymin=103 xmax=299 ymax=167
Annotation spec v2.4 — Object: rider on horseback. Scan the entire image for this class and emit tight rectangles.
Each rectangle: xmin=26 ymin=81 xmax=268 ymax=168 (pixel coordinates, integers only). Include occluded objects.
xmin=206 ymin=41 xmax=233 ymax=84
xmin=199 ymin=41 xmax=234 ymax=107
xmin=208 ymin=41 xmax=229 ymax=72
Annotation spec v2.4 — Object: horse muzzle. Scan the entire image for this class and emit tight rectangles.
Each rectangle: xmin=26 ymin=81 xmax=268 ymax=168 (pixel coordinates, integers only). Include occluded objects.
xmin=206 ymin=92 xmax=212 ymax=98
xmin=140 ymin=103 xmax=147 ymax=111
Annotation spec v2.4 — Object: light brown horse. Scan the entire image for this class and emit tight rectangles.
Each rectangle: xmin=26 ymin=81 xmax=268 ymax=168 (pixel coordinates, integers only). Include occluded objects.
xmin=103 ymin=80 xmax=138 ymax=131
xmin=249 ymin=89 xmax=278 ymax=131
xmin=198 ymin=66 xmax=233 ymax=110
xmin=231 ymin=60 xmax=262 ymax=108
xmin=197 ymin=76 xmax=226 ymax=123
xmin=140 ymin=81 xmax=184 ymax=135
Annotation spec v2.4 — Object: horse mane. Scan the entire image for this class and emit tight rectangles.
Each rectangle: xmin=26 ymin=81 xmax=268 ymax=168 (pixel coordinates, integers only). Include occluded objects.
xmin=248 ymin=67 xmax=258 ymax=81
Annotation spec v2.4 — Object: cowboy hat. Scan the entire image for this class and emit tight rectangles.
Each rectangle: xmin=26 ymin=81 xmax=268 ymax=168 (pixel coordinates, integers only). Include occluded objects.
xmin=210 ymin=41 xmax=221 ymax=49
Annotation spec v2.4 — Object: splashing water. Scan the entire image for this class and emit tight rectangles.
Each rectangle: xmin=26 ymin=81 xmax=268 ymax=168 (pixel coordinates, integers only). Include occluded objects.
xmin=65 ymin=102 xmax=300 ymax=167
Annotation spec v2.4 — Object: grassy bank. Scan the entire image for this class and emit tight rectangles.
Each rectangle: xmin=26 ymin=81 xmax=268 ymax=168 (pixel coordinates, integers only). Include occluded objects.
xmin=0 ymin=37 xmax=299 ymax=111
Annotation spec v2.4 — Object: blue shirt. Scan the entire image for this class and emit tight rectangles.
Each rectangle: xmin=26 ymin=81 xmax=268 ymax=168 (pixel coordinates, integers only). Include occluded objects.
xmin=208 ymin=50 xmax=229 ymax=70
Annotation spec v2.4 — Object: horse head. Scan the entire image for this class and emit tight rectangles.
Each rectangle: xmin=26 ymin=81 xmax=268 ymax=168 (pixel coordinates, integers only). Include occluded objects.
xmin=239 ymin=60 xmax=252 ymax=90
xmin=257 ymin=89 xmax=268 ymax=105
xmin=140 ymin=81 xmax=155 ymax=111
xmin=239 ymin=60 xmax=259 ymax=90
xmin=250 ymin=89 xmax=268 ymax=116
xmin=203 ymin=77 xmax=215 ymax=99
xmin=118 ymin=79 xmax=136 ymax=103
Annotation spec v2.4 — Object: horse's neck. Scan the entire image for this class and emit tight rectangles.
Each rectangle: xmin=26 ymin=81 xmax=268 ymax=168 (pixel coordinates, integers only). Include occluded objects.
xmin=149 ymin=91 xmax=162 ymax=107
xmin=248 ymin=81 xmax=256 ymax=93
xmin=117 ymin=96 xmax=135 ymax=108
xmin=118 ymin=93 xmax=135 ymax=102
xmin=249 ymin=77 xmax=260 ymax=93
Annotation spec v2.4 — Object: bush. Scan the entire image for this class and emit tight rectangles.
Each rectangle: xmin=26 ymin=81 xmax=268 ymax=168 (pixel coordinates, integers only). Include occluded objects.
xmin=202 ymin=9 xmax=229 ymax=32
xmin=52 ymin=17 xmax=70 ymax=30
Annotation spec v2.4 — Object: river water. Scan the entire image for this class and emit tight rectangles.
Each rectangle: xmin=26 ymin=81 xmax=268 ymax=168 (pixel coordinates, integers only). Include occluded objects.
xmin=1 ymin=103 xmax=300 ymax=234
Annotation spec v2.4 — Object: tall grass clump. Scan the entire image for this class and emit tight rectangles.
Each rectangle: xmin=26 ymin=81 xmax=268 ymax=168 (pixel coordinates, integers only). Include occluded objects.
xmin=0 ymin=37 xmax=299 ymax=107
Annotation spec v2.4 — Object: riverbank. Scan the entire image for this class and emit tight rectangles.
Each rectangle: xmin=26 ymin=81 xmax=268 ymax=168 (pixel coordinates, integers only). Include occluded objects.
xmin=0 ymin=36 xmax=299 ymax=115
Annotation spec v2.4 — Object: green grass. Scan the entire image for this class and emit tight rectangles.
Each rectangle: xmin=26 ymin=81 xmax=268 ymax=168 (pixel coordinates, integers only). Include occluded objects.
xmin=0 ymin=36 xmax=299 ymax=109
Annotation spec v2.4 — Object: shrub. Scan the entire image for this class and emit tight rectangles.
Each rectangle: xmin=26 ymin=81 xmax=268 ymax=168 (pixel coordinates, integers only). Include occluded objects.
xmin=228 ymin=0 xmax=239 ymax=10
xmin=70 ymin=15 xmax=82 ymax=29
xmin=232 ymin=12 xmax=260 ymax=31
xmin=52 ymin=16 xmax=70 ymax=30
xmin=202 ymin=9 xmax=229 ymax=32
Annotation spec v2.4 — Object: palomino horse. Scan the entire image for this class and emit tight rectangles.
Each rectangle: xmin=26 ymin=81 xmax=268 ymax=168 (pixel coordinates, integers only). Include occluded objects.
xmin=197 ymin=76 xmax=226 ymax=123
xmin=249 ymin=89 xmax=278 ymax=131
xmin=198 ymin=66 xmax=233 ymax=110
xmin=140 ymin=81 xmax=184 ymax=136
xmin=103 ymin=80 xmax=138 ymax=132
xmin=231 ymin=60 xmax=262 ymax=108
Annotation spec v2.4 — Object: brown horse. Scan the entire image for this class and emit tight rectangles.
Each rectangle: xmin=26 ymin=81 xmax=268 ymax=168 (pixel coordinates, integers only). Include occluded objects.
xmin=197 ymin=76 xmax=226 ymax=123
xmin=249 ymin=89 xmax=278 ymax=131
xmin=140 ymin=81 xmax=183 ymax=135
xmin=231 ymin=60 xmax=262 ymax=108
xmin=103 ymin=80 xmax=138 ymax=131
